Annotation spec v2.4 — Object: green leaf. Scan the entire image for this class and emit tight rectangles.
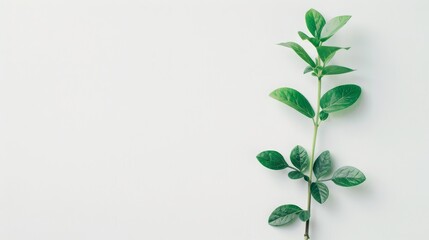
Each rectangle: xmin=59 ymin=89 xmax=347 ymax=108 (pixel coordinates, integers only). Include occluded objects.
xmin=298 ymin=31 xmax=310 ymax=40
xmin=313 ymin=151 xmax=332 ymax=179
xmin=257 ymin=151 xmax=288 ymax=170
xmin=303 ymin=66 xmax=313 ymax=74
xmin=290 ymin=145 xmax=309 ymax=171
xmin=322 ymin=65 xmax=354 ymax=75
xmin=278 ymin=42 xmax=316 ymax=67
xmin=305 ymin=9 xmax=326 ymax=38
xmin=303 ymin=176 xmax=309 ymax=182
xmin=270 ymin=88 xmax=315 ymax=118
xmin=311 ymin=182 xmax=329 ymax=204
xmin=319 ymin=111 xmax=329 ymax=121
xmin=320 ymin=15 xmax=351 ymax=42
xmin=298 ymin=31 xmax=320 ymax=47
xmin=332 ymin=166 xmax=366 ymax=187
xmin=299 ymin=211 xmax=310 ymax=222
xmin=288 ymin=171 xmax=304 ymax=179
xmin=320 ymin=84 xmax=361 ymax=113
xmin=268 ymin=204 xmax=302 ymax=226
xmin=317 ymin=46 xmax=350 ymax=63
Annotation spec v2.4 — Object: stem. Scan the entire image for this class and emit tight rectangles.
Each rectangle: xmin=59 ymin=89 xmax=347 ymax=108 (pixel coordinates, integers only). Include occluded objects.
xmin=288 ymin=166 xmax=301 ymax=172
xmin=304 ymin=77 xmax=322 ymax=240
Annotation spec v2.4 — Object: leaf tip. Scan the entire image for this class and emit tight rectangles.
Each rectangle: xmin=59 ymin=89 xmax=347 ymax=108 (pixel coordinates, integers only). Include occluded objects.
xmin=277 ymin=42 xmax=291 ymax=47
xmin=306 ymin=8 xmax=315 ymax=14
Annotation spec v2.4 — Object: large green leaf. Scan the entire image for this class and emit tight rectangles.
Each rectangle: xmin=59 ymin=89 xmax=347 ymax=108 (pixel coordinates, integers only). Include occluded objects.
xmin=311 ymin=182 xmax=329 ymax=204
xmin=320 ymin=15 xmax=351 ymax=42
xmin=270 ymin=88 xmax=315 ymax=118
xmin=332 ymin=166 xmax=366 ymax=187
xmin=268 ymin=204 xmax=302 ymax=226
xmin=297 ymin=31 xmax=320 ymax=47
xmin=290 ymin=145 xmax=309 ymax=171
xmin=288 ymin=171 xmax=304 ymax=179
xmin=313 ymin=151 xmax=332 ymax=179
xmin=257 ymin=151 xmax=288 ymax=170
xmin=320 ymin=84 xmax=361 ymax=113
xmin=317 ymin=46 xmax=350 ymax=63
xmin=305 ymin=9 xmax=326 ymax=38
xmin=322 ymin=65 xmax=354 ymax=75
xmin=278 ymin=42 xmax=316 ymax=67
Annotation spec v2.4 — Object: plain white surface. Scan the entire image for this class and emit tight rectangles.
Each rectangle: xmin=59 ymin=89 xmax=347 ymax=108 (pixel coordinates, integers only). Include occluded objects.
xmin=0 ymin=1 xmax=428 ymax=239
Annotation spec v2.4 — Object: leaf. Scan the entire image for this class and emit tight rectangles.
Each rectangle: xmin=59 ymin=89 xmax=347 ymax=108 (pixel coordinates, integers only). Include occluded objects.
xmin=320 ymin=84 xmax=361 ymax=113
xmin=317 ymin=46 xmax=350 ymax=63
xmin=303 ymin=175 xmax=309 ymax=182
xmin=278 ymin=42 xmax=316 ymax=67
xmin=311 ymin=182 xmax=329 ymax=204
xmin=319 ymin=111 xmax=329 ymax=121
xmin=268 ymin=204 xmax=302 ymax=226
xmin=290 ymin=145 xmax=309 ymax=171
xmin=303 ymin=66 xmax=313 ymax=74
xmin=299 ymin=211 xmax=310 ymax=222
xmin=257 ymin=151 xmax=288 ymax=170
xmin=305 ymin=9 xmax=326 ymax=38
xmin=288 ymin=171 xmax=304 ymax=179
xmin=322 ymin=65 xmax=354 ymax=75
xmin=298 ymin=31 xmax=310 ymax=40
xmin=332 ymin=166 xmax=366 ymax=187
xmin=270 ymin=88 xmax=315 ymax=118
xmin=313 ymin=151 xmax=332 ymax=179
xmin=298 ymin=31 xmax=320 ymax=47
xmin=320 ymin=15 xmax=351 ymax=42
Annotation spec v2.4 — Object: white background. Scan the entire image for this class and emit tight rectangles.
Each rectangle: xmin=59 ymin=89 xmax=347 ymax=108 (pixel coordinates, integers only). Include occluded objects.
xmin=0 ymin=1 xmax=428 ymax=239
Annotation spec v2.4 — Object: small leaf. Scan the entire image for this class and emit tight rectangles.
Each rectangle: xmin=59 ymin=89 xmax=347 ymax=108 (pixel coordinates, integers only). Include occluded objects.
xmin=303 ymin=176 xmax=309 ymax=182
xmin=320 ymin=84 xmax=361 ymax=113
xmin=305 ymin=9 xmax=326 ymax=38
xmin=319 ymin=111 xmax=329 ymax=121
xmin=322 ymin=65 xmax=354 ymax=75
xmin=298 ymin=31 xmax=310 ymax=40
xmin=332 ymin=166 xmax=366 ymax=187
xmin=268 ymin=204 xmax=302 ymax=226
xmin=320 ymin=15 xmax=351 ymax=42
xmin=278 ymin=42 xmax=316 ymax=67
xmin=299 ymin=211 xmax=310 ymax=221
xmin=257 ymin=151 xmax=288 ymax=170
xmin=303 ymin=66 xmax=313 ymax=74
xmin=290 ymin=145 xmax=309 ymax=171
xmin=298 ymin=31 xmax=320 ymax=47
xmin=313 ymin=151 xmax=332 ymax=179
xmin=317 ymin=46 xmax=350 ymax=63
xmin=270 ymin=88 xmax=315 ymax=118
xmin=315 ymin=58 xmax=321 ymax=67
xmin=311 ymin=182 xmax=329 ymax=204
xmin=288 ymin=171 xmax=304 ymax=179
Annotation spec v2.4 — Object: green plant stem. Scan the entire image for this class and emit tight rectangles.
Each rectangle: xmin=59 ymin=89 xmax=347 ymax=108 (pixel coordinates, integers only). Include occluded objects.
xmin=304 ymin=77 xmax=322 ymax=240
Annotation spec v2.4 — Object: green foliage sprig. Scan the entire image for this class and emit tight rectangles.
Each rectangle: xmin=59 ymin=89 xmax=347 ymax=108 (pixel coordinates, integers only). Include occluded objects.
xmin=256 ymin=9 xmax=365 ymax=240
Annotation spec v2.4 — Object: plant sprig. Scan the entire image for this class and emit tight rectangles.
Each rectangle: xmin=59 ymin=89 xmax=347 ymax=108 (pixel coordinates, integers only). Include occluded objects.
xmin=256 ymin=9 xmax=366 ymax=240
